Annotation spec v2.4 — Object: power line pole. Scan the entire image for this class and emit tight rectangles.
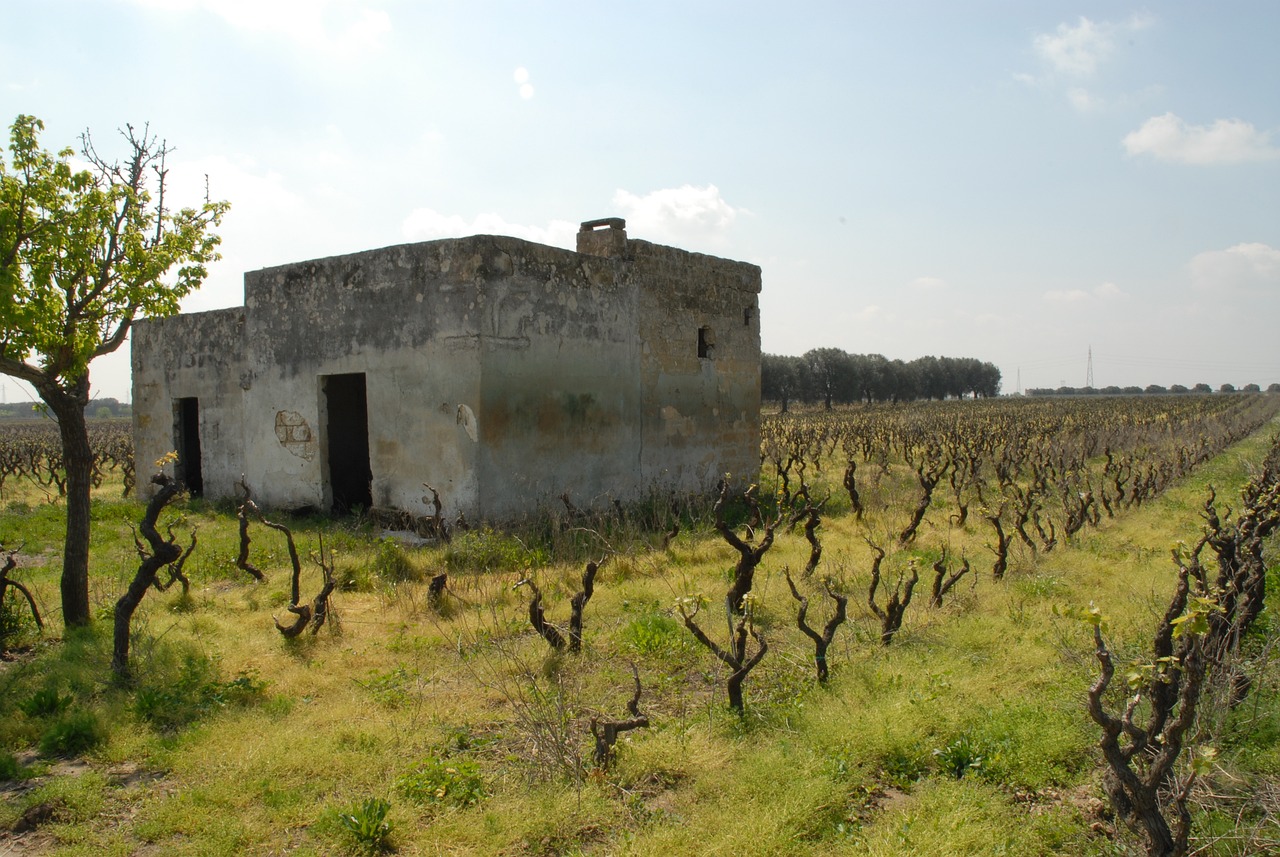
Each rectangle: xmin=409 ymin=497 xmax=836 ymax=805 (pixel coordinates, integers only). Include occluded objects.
xmin=1086 ymin=346 xmax=1094 ymax=388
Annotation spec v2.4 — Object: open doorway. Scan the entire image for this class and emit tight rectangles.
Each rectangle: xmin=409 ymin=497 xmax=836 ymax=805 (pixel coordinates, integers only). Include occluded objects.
xmin=322 ymin=373 xmax=372 ymax=514
xmin=174 ymin=397 xmax=203 ymax=497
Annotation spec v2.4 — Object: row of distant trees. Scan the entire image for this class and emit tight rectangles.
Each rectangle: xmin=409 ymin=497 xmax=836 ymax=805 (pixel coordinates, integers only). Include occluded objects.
xmin=1026 ymin=383 xmax=1279 ymax=397
xmin=762 ymin=349 xmax=1002 ymax=410
xmin=0 ymin=397 xmax=131 ymax=420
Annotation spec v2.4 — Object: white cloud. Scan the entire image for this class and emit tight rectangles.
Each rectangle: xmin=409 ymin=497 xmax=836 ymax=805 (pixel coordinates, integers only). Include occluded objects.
xmin=1189 ymin=243 xmax=1280 ymax=293
xmin=1033 ymin=13 xmax=1153 ymax=77
xmin=1026 ymin=14 xmax=1154 ymax=110
xmin=1043 ymin=282 xmax=1125 ymax=304
xmin=1067 ymin=87 xmax=1100 ymax=112
xmin=1043 ymin=288 xmax=1090 ymax=304
xmin=1035 ymin=17 xmax=1112 ymax=77
xmin=611 ymin=184 xmax=743 ymax=249
xmin=1123 ymin=113 xmax=1280 ymax=164
xmin=513 ymin=66 xmax=535 ymax=99
xmin=401 ymin=209 xmax=577 ymax=249
xmin=124 ymin=0 xmax=390 ymax=59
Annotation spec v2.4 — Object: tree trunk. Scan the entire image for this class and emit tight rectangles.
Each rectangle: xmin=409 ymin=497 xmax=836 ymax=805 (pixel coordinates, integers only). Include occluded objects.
xmin=38 ymin=376 xmax=93 ymax=629
xmin=726 ymin=670 xmax=747 ymax=713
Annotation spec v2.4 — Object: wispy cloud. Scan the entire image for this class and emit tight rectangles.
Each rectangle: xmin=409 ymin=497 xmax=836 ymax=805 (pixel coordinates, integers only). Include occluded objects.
xmin=1189 ymin=243 xmax=1280 ymax=292
xmin=612 ymin=184 xmax=744 ymax=249
xmin=125 ymin=0 xmax=391 ymax=59
xmin=1024 ymin=14 xmax=1154 ymax=111
xmin=1043 ymin=281 xmax=1125 ymax=304
xmin=910 ymin=276 xmax=947 ymax=290
xmin=1123 ymin=114 xmax=1280 ymax=164
xmin=1034 ymin=17 xmax=1112 ymax=77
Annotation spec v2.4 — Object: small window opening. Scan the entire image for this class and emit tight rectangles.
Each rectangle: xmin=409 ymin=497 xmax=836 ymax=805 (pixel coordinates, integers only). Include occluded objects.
xmin=698 ymin=326 xmax=715 ymax=359
xmin=743 ymin=307 xmax=754 ymax=326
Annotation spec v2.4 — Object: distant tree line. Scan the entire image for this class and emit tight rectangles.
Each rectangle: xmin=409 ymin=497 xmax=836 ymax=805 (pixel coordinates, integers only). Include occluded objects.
xmin=1026 ymin=383 xmax=1278 ymax=397
xmin=0 ymin=397 xmax=131 ymax=420
xmin=762 ymin=349 xmax=1001 ymax=410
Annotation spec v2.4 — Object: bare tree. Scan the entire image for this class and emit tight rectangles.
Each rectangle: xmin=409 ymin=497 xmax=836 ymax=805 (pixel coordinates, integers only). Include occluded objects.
xmin=112 ymin=474 xmax=188 ymax=678
xmin=929 ymin=546 xmax=970 ymax=608
xmin=1087 ymin=558 xmax=1210 ymax=857
xmin=785 ymin=569 xmax=847 ymax=683
xmin=867 ymin=541 xmax=918 ymax=645
xmin=678 ymin=598 xmax=767 ymax=714
xmin=0 ymin=545 xmax=44 ymax=641
xmin=715 ymin=482 xmax=783 ymax=616
xmin=590 ymin=663 xmax=650 ymax=769
xmin=514 ymin=577 xmax=566 ymax=652
xmin=515 ymin=558 xmax=605 ymax=654
xmin=273 ymin=531 xmax=336 ymax=639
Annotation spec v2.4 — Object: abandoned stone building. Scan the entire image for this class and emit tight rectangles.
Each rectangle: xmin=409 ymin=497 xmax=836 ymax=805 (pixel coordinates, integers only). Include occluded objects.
xmin=131 ymin=218 xmax=763 ymax=521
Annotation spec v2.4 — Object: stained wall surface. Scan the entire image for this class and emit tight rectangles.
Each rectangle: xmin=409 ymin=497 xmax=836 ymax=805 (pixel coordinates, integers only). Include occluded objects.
xmin=132 ymin=224 xmax=761 ymax=521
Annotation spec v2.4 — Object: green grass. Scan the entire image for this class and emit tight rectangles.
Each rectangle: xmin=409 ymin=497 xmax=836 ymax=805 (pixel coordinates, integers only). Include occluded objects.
xmin=0 ymin=408 xmax=1277 ymax=854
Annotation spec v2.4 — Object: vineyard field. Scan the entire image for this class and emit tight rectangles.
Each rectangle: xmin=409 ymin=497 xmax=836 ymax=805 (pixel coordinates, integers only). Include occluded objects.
xmin=0 ymin=395 xmax=1278 ymax=856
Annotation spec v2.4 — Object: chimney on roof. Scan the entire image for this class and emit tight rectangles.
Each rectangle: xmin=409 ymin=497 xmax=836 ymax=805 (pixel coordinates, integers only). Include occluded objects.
xmin=577 ymin=217 xmax=627 ymax=258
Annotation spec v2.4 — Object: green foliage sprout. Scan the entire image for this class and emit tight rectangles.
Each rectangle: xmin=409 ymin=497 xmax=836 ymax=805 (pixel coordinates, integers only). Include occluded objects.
xmin=335 ymin=797 xmax=393 ymax=853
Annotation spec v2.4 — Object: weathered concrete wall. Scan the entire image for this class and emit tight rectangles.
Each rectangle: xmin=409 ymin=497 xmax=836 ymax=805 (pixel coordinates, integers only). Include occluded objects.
xmin=630 ymin=240 xmax=762 ymax=493
xmin=475 ymin=265 xmax=641 ymax=518
xmin=131 ymin=307 xmax=249 ymax=497
xmin=132 ymin=223 xmax=762 ymax=521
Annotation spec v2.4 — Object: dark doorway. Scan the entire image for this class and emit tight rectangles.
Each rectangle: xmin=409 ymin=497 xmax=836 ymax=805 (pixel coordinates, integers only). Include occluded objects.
xmin=174 ymin=397 xmax=203 ymax=497
xmin=323 ymin=373 xmax=372 ymax=514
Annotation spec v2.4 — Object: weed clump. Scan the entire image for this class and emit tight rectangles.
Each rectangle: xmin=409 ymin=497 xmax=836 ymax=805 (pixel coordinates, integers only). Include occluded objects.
xmin=446 ymin=527 xmax=547 ymax=574
xmin=621 ymin=611 xmax=685 ymax=657
xmin=395 ymin=756 xmax=487 ymax=808
xmin=330 ymin=796 xmax=394 ymax=853
xmin=371 ymin=538 xmax=419 ymax=583
xmin=19 ymin=686 xmax=72 ymax=718
xmin=133 ymin=650 xmax=267 ymax=731
xmin=38 ymin=709 xmax=105 ymax=757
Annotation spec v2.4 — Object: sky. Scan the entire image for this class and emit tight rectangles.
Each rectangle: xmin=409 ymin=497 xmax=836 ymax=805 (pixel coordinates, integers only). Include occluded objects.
xmin=2 ymin=0 xmax=1278 ymax=402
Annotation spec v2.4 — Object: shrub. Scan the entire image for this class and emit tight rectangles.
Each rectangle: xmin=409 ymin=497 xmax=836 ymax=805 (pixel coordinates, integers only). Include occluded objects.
xmin=0 ymin=586 xmax=38 ymax=651
xmin=39 ymin=709 xmax=105 ymax=757
xmin=19 ymin=686 xmax=72 ymax=718
xmin=0 ymin=750 xmax=24 ymax=780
